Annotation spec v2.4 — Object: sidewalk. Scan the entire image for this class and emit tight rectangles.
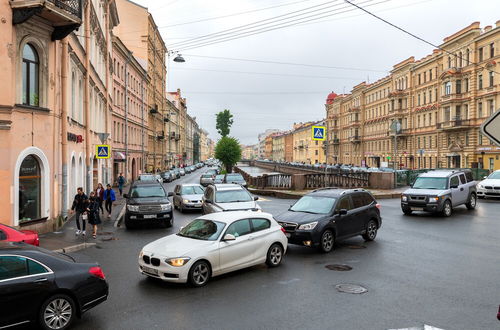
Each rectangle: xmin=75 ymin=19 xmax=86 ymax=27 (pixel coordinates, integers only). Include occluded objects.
xmin=39 ymin=186 xmax=128 ymax=252
xmin=248 ymin=186 xmax=407 ymax=200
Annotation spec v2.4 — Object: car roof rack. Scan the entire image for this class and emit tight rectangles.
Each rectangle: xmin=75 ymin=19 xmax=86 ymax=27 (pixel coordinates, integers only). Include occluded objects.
xmin=312 ymin=187 xmax=338 ymax=192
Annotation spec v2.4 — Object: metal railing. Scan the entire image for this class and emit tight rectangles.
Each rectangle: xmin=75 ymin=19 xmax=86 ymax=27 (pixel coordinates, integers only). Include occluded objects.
xmin=47 ymin=0 xmax=83 ymax=19
xmin=305 ymin=172 xmax=370 ymax=188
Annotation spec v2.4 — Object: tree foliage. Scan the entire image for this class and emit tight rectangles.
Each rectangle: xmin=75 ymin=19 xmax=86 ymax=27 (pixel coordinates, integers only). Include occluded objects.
xmin=216 ymin=109 xmax=234 ymax=137
xmin=215 ymin=136 xmax=241 ymax=173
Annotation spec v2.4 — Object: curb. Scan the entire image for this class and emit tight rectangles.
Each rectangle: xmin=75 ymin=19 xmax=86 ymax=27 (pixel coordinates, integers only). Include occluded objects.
xmin=114 ymin=204 xmax=126 ymax=228
xmin=249 ymin=188 xmax=402 ymax=200
xmin=53 ymin=242 xmax=96 ymax=253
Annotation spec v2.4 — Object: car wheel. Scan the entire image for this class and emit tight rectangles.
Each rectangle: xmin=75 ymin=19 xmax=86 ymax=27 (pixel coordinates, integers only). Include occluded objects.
xmin=465 ymin=193 xmax=477 ymax=210
xmin=402 ymin=207 xmax=412 ymax=215
xmin=39 ymin=294 xmax=76 ymax=330
xmin=442 ymin=200 xmax=452 ymax=217
xmin=362 ymin=220 xmax=378 ymax=241
xmin=318 ymin=229 xmax=334 ymax=253
xmin=266 ymin=243 xmax=284 ymax=267
xmin=188 ymin=260 xmax=211 ymax=287
xmin=166 ymin=213 xmax=174 ymax=228
xmin=124 ymin=218 xmax=135 ymax=229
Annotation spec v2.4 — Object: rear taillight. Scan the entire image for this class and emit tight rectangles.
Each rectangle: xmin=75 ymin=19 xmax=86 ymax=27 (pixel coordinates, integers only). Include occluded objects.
xmin=375 ymin=203 xmax=381 ymax=209
xmin=280 ymin=226 xmax=287 ymax=234
xmin=35 ymin=237 xmax=40 ymax=246
xmin=497 ymin=305 xmax=500 ymax=321
xmin=89 ymin=266 xmax=106 ymax=280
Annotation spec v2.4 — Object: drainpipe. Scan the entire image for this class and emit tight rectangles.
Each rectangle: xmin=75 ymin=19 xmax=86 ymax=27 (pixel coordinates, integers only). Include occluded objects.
xmin=61 ymin=39 xmax=69 ymax=217
xmin=84 ymin=4 xmax=91 ymax=192
xmin=125 ymin=55 xmax=129 ymax=179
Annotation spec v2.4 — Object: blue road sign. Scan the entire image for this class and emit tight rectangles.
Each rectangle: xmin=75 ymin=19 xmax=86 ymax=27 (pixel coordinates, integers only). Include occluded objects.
xmin=96 ymin=145 xmax=110 ymax=159
xmin=312 ymin=126 xmax=326 ymax=141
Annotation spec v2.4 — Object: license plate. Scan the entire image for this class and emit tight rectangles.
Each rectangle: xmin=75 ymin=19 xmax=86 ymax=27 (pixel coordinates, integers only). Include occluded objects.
xmin=285 ymin=233 xmax=291 ymax=238
xmin=411 ymin=207 xmax=423 ymax=211
xmin=142 ymin=266 xmax=158 ymax=275
xmin=144 ymin=214 xmax=156 ymax=219
xmin=195 ymin=204 xmax=202 ymax=207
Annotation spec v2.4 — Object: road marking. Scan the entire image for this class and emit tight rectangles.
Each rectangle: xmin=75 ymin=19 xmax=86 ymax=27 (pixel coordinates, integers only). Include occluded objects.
xmin=257 ymin=197 xmax=271 ymax=202
xmin=388 ymin=325 xmax=444 ymax=330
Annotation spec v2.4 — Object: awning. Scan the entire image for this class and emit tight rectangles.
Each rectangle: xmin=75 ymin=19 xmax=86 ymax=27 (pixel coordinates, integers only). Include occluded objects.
xmin=113 ymin=151 xmax=126 ymax=162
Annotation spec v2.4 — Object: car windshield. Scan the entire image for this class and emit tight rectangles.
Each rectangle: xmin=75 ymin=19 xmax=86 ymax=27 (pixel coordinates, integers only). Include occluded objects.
xmin=215 ymin=175 xmax=224 ymax=179
xmin=139 ymin=175 xmax=155 ymax=181
xmin=226 ymin=174 xmax=244 ymax=181
xmin=129 ymin=186 xmax=166 ymax=198
xmin=215 ymin=190 xmax=252 ymax=203
xmin=201 ymin=174 xmax=213 ymax=178
xmin=290 ymin=196 xmax=337 ymax=214
xmin=412 ymin=177 xmax=447 ymax=189
xmin=178 ymin=219 xmax=225 ymax=241
xmin=488 ymin=172 xmax=500 ymax=179
xmin=181 ymin=186 xmax=204 ymax=195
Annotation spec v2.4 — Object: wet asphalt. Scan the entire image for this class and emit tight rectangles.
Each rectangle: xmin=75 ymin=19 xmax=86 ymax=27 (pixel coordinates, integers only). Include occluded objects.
xmin=66 ymin=170 xmax=500 ymax=330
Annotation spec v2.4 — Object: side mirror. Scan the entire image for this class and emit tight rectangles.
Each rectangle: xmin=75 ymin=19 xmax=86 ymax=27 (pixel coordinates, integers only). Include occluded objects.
xmin=337 ymin=209 xmax=348 ymax=216
xmin=450 ymin=184 xmax=459 ymax=189
xmin=205 ymin=199 xmax=213 ymax=204
xmin=254 ymin=196 xmax=259 ymax=201
xmin=179 ymin=226 xmax=184 ymax=231
xmin=483 ymin=176 xmax=487 ymax=179
xmin=223 ymin=234 xmax=236 ymax=241
xmin=123 ymin=194 xmax=129 ymax=198
xmin=168 ymin=192 xmax=174 ymax=197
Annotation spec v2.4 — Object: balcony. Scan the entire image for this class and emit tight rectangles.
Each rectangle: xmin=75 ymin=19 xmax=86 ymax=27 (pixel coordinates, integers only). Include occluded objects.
xmin=349 ymin=135 xmax=361 ymax=143
xmin=348 ymin=106 xmax=361 ymax=112
xmin=11 ymin=0 xmax=82 ymax=40
xmin=156 ymin=131 xmax=165 ymax=140
xmin=437 ymin=119 xmax=473 ymax=130
xmin=332 ymin=138 xmax=340 ymax=145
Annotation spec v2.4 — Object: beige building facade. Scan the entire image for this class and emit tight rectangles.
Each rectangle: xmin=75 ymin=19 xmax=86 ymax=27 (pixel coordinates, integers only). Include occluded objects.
xmin=292 ymin=121 xmax=326 ymax=164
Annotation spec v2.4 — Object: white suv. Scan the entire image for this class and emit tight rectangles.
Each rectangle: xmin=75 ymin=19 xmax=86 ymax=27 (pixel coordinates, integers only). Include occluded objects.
xmin=477 ymin=169 xmax=500 ymax=199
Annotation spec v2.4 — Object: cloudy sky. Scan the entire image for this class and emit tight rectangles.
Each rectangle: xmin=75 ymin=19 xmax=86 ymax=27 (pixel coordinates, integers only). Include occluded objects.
xmin=132 ymin=0 xmax=500 ymax=145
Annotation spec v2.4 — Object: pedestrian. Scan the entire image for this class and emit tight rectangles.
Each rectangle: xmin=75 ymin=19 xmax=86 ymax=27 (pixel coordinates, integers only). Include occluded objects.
xmin=103 ymin=184 xmax=116 ymax=219
xmin=71 ymin=187 xmax=88 ymax=236
xmin=117 ymin=173 xmax=125 ymax=196
xmin=95 ymin=183 xmax=104 ymax=214
xmin=87 ymin=192 xmax=102 ymax=239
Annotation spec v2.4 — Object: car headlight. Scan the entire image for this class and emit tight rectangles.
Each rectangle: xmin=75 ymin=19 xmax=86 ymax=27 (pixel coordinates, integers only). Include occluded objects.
xmin=165 ymin=257 xmax=191 ymax=267
xmin=298 ymin=221 xmax=318 ymax=230
xmin=478 ymin=184 xmax=484 ymax=189
xmin=429 ymin=196 xmax=440 ymax=202
xmin=139 ymin=250 xmax=144 ymax=258
xmin=183 ymin=199 xmax=190 ymax=204
xmin=160 ymin=204 xmax=171 ymax=211
xmin=127 ymin=205 xmax=139 ymax=212
xmin=401 ymin=195 xmax=407 ymax=202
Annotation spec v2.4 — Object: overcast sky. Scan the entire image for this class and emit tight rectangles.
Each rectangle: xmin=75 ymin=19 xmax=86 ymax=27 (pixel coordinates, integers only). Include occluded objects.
xmin=132 ymin=0 xmax=500 ymax=145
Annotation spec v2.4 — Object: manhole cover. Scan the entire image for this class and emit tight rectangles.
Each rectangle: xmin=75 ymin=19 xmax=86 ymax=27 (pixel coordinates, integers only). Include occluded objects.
xmin=325 ymin=264 xmax=352 ymax=271
xmin=345 ymin=245 xmax=366 ymax=249
xmin=335 ymin=284 xmax=368 ymax=294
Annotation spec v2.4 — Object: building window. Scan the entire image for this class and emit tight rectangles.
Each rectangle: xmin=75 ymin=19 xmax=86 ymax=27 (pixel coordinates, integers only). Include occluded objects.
xmin=456 ymin=80 xmax=461 ymax=94
xmin=478 ymin=102 xmax=483 ymax=118
xmin=429 ymin=69 xmax=433 ymax=80
xmin=22 ymin=44 xmax=39 ymax=106
xmin=479 ymin=47 xmax=483 ymax=62
xmin=444 ymin=82 xmax=452 ymax=95
xmin=465 ymin=78 xmax=469 ymax=92
xmin=478 ymin=74 xmax=483 ymax=89
xmin=489 ymin=71 xmax=494 ymax=87
xmin=418 ymin=74 xmax=421 ymax=85
xmin=19 ymin=155 xmax=41 ymax=222
xmin=490 ymin=43 xmax=494 ymax=58
xmin=488 ymin=100 xmax=494 ymax=116
xmin=444 ymin=107 xmax=451 ymax=121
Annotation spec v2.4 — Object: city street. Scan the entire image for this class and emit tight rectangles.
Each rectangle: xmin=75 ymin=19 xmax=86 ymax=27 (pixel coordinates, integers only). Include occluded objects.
xmin=66 ymin=170 xmax=500 ymax=330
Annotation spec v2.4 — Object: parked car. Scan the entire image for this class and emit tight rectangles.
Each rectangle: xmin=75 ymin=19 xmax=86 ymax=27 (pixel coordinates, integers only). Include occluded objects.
xmin=123 ymin=181 xmax=174 ymax=229
xmin=172 ymin=184 xmax=205 ymax=212
xmin=179 ymin=168 xmax=186 ymax=176
xmin=172 ymin=168 xmax=181 ymax=179
xmin=205 ymin=168 xmax=218 ymax=176
xmin=0 ymin=241 xmax=108 ymax=330
xmin=184 ymin=166 xmax=192 ymax=174
xmin=224 ymin=173 xmax=247 ymax=187
xmin=0 ymin=224 xmax=39 ymax=246
xmin=477 ymin=169 xmax=500 ymax=199
xmin=138 ymin=211 xmax=287 ymax=287
xmin=189 ymin=165 xmax=196 ymax=172
xmin=138 ymin=173 xmax=156 ymax=181
xmin=401 ymin=170 xmax=477 ymax=216
xmin=160 ymin=171 xmax=174 ymax=183
xmin=202 ymin=184 xmax=260 ymax=214
xmin=275 ymin=188 xmax=381 ymax=253
xmin=200 ymin=173 xmax=215 ymax=187
xmin=213 ymin=174 xmax=225 ymax=184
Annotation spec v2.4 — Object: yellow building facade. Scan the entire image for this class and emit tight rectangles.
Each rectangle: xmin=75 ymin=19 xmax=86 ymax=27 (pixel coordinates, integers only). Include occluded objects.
xmin=292 ymin=121 xmax=326 ymax=164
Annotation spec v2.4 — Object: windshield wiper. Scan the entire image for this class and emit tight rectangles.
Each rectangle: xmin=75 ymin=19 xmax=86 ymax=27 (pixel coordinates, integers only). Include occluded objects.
xmin=294 ymin=210 xmax=318 ymax=214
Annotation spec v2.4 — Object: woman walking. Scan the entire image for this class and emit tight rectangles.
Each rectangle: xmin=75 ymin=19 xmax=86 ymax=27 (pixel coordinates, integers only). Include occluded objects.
xmin=95 ymin=183 xmax=104 ymax=214
xmin=103 ymin=184 xmax=116 ymax=218
xmin=87 ymin=192 xmax=102 ymax=239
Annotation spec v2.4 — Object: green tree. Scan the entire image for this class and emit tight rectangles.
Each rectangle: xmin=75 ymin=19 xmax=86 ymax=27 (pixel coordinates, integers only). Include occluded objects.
xmin=215 ymin=136 xmax=241 ymax=173
xmin=216 ymin=109 xmax=234 ymax=137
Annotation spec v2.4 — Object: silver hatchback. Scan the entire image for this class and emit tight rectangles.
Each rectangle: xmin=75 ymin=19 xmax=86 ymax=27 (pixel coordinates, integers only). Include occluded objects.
xmin=200 ymin=173 xmax=214 ymax=187
xmin=202 ymin=184 xmax=261 ymax=214
xmin=172 ymin=184 xmax=205 ymax=213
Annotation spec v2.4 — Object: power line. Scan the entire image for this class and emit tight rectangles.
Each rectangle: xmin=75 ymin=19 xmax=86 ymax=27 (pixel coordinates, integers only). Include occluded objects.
xmin=173 ymin=67 xmax=364 ymax=80
xmin=181 ymin=91 xmax=332 ymax=95
xmin=162 ymin=0 xmax=315 ymax=28
xmin=168 ymin=0 xmax=343 ymax=47
xmin=180 ymin=54 xmax=389 ymax=73
xmin=343 ymin=0 xmax=500 ymax=74
xmin=173 ymin=0 xmax=387 ymax=52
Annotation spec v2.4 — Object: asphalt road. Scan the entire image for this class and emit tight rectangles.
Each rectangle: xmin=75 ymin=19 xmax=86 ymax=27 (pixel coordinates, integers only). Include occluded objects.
xmin=67 ymin=169 xmax=500 ymax=330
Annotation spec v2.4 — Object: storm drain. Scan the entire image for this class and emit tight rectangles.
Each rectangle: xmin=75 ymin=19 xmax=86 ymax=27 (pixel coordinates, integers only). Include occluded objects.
xmin=335 ymin=284 xmax=368 ymax=294
xmin=325 ymin=264 xmax=352 ymax=271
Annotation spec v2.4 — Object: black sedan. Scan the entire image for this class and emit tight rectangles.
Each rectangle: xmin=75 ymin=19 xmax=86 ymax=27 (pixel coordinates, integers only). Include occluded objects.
xmin=0 ymin=241 xmax=108 ymax=330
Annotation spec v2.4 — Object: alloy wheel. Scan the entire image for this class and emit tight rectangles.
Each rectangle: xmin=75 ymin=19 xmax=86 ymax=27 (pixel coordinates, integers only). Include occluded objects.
xmin=269 ymin=245 xmax=282 ymax=265
xmin=44 ymin=298 xmax=72 ymax=330
xmin=367 ymin=221 xmax=377 ymax=240
xmin=321 ymin=230 xmax=334 ymax=252
xmin=444 ymin=201 xmax=452 ymax=216
xmin=192 ymin=263 xmax=209 ymax=285
xmin=470 ymin=195 xmax=476 ymax=208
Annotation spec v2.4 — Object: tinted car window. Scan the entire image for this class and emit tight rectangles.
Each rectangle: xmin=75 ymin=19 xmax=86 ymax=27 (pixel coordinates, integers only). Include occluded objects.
xmin=450 ymin=176 xmax=459 ymax=187
xmin=181 ymin=186 xmax=204 ymax=195
xmin=465 ymin=171 xmax=474 ymax=182
xmin=362 ymin=193 xmax=375 ymax=206
xmin=215 ymin=190 xmax=252 ymax=203
xmin=0 ymin=256 xmax=28 ymax=280
xmin=251 ymin=218 xmax=271 ymax=232
xmin=290 ymin=196 xmax=336 ymax=214
xmin=459 ymin=174 xmax=466 ymax=185
xmin=178 ymin=219 xmax=225 ymax=241
xmin=27 ymin=259 xmax=49 ymax=275
xmin=336 ymin=197 xmax=352 ymax=211
xmin=0 ymin=230 xmax=6 ymax=240
xmin=351 ymin=193 xmax=365 ymax=208
xmin=225 ymin=220 xmax=251 ymax=237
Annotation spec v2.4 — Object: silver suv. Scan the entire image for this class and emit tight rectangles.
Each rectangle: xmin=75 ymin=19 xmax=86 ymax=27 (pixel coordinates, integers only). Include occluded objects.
xmin=202 ymin=184 xmax=261 ymax=214
xmin=401 ymin=170 xmax=477 ymax=217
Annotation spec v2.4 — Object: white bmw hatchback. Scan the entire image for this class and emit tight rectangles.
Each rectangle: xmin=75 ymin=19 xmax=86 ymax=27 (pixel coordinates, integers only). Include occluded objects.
xmin=138 ymin=211 xmax=288 ymax=286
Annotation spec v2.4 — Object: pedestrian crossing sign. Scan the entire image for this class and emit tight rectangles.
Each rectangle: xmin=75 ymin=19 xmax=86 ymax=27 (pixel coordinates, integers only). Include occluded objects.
xmin=96 ymin=145 xmax=110 ymax=159
xmin=312 ymin=126 xmax=326 ymax=141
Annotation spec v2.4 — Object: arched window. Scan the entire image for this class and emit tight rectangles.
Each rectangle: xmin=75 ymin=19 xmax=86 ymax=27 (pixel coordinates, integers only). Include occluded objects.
xmin=19 ymin=155 xmax=41 ymax=221
xmin=22 ymin=44 xmax=39 ymax=106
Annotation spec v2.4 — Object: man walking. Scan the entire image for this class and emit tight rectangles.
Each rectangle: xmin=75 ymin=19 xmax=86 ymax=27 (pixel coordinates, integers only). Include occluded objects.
xmin=103 ymin=184 xmax=116 ymax=219
xmin=118 ymin=173 xmax=125 ymax=196
xmin=71 ymin=187 xmax=88 ymax=236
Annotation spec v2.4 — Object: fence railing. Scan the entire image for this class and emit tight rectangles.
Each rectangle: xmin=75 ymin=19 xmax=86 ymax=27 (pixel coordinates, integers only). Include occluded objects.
xmin=305 ymin=172 xmax=370 ymax=189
